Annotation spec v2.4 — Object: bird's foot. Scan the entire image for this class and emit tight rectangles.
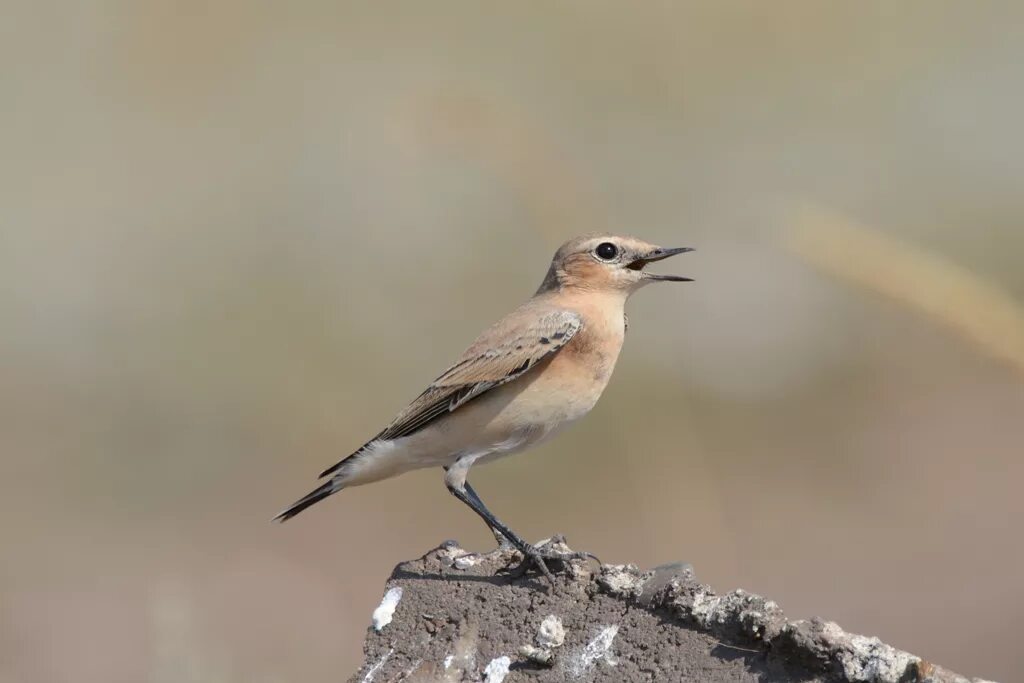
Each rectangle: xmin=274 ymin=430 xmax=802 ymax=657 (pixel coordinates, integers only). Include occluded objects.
xmin=503 ymin=535 xmax=600 ymax=584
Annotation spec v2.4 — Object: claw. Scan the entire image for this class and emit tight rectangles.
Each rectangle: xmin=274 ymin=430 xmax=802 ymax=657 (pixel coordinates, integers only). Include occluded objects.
xmin=500 ymin=538 xmax=600 ymax=586
xmin=537 ymin=536 xmax=601 ymax=565
xmin=499 ymin=549 xmax=555 ymax=583
xmin=523 ymin=549 xmax=557 ymax=584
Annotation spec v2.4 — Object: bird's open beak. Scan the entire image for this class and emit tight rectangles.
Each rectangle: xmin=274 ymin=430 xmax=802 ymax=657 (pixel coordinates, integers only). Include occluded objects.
xmin=628 ymin=247 xmax=695 ymax=282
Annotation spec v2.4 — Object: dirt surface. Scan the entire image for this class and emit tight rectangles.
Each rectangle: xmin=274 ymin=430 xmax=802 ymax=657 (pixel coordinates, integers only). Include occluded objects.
xmin=350 ymin=540 xmax=992 ymax=683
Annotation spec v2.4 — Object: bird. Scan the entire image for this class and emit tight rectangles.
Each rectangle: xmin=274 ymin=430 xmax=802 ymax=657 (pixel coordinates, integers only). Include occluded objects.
xmin=275 ymin=234 xmax=693 ymax=579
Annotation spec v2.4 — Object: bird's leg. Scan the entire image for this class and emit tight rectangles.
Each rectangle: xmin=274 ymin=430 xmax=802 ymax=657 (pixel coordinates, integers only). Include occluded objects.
xmin=460 ymin=480 xmax=533 ymax=551
xmin=444 ymin=466 xmax=553 ymax=580
xmin=443 ymin=477 xmax=517 ymax=567
xmin=461 ymin=481 xmax=598 ymax=561
xmin=465 ymin=483 xmax=516 ymax=551
xmin=443 ymin=461 xmax=595 ymax=582
xmin=463 ymin=480 xmax=600 ymax=578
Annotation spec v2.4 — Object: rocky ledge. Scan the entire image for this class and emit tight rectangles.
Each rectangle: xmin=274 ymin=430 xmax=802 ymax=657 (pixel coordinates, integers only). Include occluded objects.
xmin=350 ymin=539 xmax=993 ymax=683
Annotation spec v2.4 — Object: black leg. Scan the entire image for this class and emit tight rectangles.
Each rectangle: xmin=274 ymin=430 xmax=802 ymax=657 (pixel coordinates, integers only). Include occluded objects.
xmin=445 ymin=474 xmax=531 ymax=550
xmin=444 ymin=462 xmax=596 ymax=582
xmin=464 ymin=481 xmax=515 ymax=549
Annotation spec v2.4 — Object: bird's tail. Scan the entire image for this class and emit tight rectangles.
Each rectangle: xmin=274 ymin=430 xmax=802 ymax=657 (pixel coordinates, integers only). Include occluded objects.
xmin=272 ymin=479 xmax=343 ymax=523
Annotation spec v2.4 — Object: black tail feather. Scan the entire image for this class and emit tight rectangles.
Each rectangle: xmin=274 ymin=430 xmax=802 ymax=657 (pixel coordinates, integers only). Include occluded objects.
xmin=318 ymin=461 xmax=344 ymax=479
xmin=272 ymin=480 xmax=339 ymax=522
xmin=318 ymin=448 xmax=363 ymax=479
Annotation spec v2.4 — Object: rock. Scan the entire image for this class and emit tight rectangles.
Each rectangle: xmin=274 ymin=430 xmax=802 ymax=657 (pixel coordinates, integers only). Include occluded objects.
xmin=349 ymin=541 xmax=992 ymax=682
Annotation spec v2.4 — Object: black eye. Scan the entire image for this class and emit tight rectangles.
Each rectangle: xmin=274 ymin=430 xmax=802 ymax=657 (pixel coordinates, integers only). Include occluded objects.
xmin=595 ymin=242 xmax=618 ymax=260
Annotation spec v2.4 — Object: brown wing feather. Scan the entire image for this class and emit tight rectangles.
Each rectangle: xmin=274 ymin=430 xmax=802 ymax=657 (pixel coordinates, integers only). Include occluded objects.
xmin=318 ymin=308 xmax=581 ymax=478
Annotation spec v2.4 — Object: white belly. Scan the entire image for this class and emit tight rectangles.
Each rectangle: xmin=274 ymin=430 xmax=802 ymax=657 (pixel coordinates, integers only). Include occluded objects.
xmin=338 ymin=377 xmax=597 ymax=487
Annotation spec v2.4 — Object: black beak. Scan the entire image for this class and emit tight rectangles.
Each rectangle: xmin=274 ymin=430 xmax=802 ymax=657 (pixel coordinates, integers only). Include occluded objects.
xmin=628 ymin=247 xmax=695 ymax=281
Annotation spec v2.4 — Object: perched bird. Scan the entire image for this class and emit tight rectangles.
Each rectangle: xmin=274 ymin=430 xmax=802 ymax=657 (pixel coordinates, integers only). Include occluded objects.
xmin=275 ymin=234 xmax=693 ymax=578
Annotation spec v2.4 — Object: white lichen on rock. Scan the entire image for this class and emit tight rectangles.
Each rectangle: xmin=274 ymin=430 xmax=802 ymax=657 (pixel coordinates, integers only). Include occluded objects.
xmin=453 ymin=554 xmax=481 ymax=569
xmin=360 ymin=647 xmax=393 ymax=682
xmin=836 ymin=629 xmax=920 ymax=683
xmin=537 ymin=614 xmax=565 ymax=648
xmin=520 ymin=614 xmax=567 ymax=667
xmin=689 ymin=587 xmax=724 ymax=626
xmin=371 ymin=587 xmax=403 ymax=632
xmin=568 ymin=624 xmax=619 ymax=677
xmin=596 ymin=564 xmax=650 ymax=599
xmin=482 ymin=655 xmax=511 ymax=683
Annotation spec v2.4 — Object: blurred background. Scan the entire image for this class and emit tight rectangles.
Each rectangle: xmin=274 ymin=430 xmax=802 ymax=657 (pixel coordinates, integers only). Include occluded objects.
xmin=2 ymin=2 xmax=1023 ymax=681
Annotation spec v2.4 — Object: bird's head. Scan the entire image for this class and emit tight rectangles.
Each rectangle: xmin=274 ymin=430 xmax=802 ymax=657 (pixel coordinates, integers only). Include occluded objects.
xmin=537 ymin=234 xmax=694 ymax=295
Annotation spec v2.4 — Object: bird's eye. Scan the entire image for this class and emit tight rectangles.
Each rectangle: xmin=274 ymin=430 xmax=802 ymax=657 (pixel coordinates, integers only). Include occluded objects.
xmin=595 ymin=242 xmax=618 ymax=260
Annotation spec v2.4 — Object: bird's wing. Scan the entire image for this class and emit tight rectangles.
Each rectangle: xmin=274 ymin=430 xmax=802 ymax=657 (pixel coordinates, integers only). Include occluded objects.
xmin=318 ymin=307 xmax=581 ymax=478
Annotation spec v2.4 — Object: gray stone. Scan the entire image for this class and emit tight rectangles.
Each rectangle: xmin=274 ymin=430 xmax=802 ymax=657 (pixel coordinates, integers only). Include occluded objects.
xmin=350 ymin=542 xmax=992 ymax=683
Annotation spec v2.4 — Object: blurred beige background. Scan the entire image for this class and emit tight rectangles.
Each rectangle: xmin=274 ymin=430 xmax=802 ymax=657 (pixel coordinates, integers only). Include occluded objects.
xmin=2 ymin=2 xmax=1023 ymax=681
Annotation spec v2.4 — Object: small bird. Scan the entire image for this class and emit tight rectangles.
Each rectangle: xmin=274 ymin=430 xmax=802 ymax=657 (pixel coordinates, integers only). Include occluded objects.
xmin=275 ymin=235 xmax=693 ymax=578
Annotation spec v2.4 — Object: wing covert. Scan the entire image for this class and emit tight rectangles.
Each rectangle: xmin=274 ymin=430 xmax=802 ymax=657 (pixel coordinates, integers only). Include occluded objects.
xmin=380 ymin=309 xmax=581 ymax=440
xmin=317 ymin=308 xmax=580 ymax=478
